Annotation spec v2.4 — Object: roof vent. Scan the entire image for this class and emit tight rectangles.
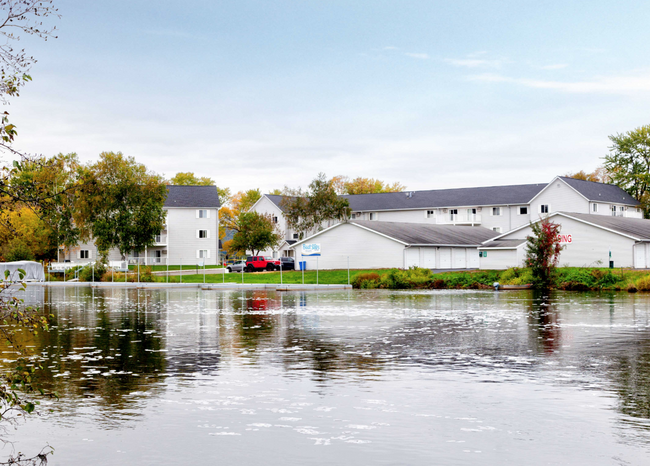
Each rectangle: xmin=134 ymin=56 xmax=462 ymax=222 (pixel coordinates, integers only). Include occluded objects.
xmin=405 ymin=191 xmax=414 ymax=198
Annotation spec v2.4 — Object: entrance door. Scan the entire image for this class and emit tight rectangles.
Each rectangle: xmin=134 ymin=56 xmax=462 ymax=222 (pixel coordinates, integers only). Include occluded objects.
xmin=405 ymin=248 xmax=420 ymax=268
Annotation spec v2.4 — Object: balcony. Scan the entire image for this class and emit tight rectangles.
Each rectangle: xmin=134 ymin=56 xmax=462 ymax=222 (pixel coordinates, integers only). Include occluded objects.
xmin=437 ymin=211 xmax=482 ymax=225
xmin=153 ymin=234 xmax=168 ymax=245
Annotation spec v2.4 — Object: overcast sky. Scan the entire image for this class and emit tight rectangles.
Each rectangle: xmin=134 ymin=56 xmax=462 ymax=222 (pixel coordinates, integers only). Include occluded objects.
xmin=8 ymin=0 xmax=650 ymax=193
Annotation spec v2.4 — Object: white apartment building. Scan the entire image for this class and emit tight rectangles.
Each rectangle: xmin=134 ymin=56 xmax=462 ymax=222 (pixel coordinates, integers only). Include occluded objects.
xmin=250 ymin=176 xmax=646 ymax=270
xmin=60 ymin=185 xmax=221 ymax=266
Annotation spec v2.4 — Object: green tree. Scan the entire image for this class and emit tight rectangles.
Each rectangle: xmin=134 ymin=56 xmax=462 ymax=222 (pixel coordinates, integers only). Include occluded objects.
xmin=219 ymin=188 xmax=261 ymax=241
xmin=282 ymin=173 xmax=351 ymax=238
xmin=230 ymin=211 xmax=281 ymax=256
xmin=332 ymin=175 xmax=406 ymax=194
xmin=524 ymin=218 xmax=563 ymax=290
xmin=603 ymin=125 xmax=650 ymax=215
xmin=169 ymin=171 xmax=214 ymax=186
xmin=77 ymin=152 xmax=167 ymax=263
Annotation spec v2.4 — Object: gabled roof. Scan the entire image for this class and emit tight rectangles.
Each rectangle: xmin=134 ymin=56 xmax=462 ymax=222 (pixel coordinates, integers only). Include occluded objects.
xmin=559 ymin=212 xmax=650 ymax=240
xmin=291 ymin=220 xmax=498 ymax=247
xmin=557 ymin=177 xmax=640 ymax=205
xmin=164 ymin=185 xmax=221 ymax=208
xmin=264 ymin=194 xmax=290 ymax=212
xmin=488 ymin=211 xmax=650 ymax=243
xmin=343 ymin=183 xmax=547 ymax=211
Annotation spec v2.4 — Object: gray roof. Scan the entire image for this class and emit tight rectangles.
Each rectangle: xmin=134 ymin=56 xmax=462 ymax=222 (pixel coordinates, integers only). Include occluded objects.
xmin=165 ymin=185 xmax=221 ymax=208
xmin=560 ymin=212 xmax=650 ymax=240
xmin=351 ymin=221 xmax=498 ymax=245
xmin=265 ymin=194 xmax=289 ymax=212
xmin=480 ymin=239 xmax=527 ymax=249
xmin=343 ymin=183 xmax=547 ymax=211
xmin=559 ymin=177 xmax=640 ymax=205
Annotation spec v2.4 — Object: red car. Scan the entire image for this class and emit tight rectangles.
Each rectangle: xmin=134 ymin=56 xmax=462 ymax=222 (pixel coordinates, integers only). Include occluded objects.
xmin=246 ymin=256 xmax=281 ymax=272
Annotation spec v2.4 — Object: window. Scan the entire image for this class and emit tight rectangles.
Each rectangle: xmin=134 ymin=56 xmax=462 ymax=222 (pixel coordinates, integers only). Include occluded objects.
xmin=492 ymin=227 xmax=501 ymax=233
xmin=450 ymin=209 xmax=458 ymax=221
xmin=197 ymin=209 xmax=209 ymax=218
xmin=351 ymin=213 xmax=356 ymax=219
xmin=293 ymin=233 xmax=299 ymax=239
xmin=540 ymin=205 xmax=549 ymax=214
xmin=592 ymin=203 xmax=598 ymax=213
xmin=427 ymin=210 xmax=435 ymax=218
xmin=198 ymin=229 xmax=208 ymax=239
xmin=272 ymin=216 xmax=278 ymax=224
xmin=198 ymin=249 xmax=209 ymax=259
xmin=80 ymin=250 xmax=89 ymax=259
xmin=519 ymin=206 xmax=528 ymax=215
xmin=369 ymin=213 xmax=377 ymax=221
xmin=154 ymin=250 xmax=162 ymax=263
xmin=492 ymin=207 xmax=501 ymax=216
xmin=611 ymin=205 xmax=617 ymax=216
xmin=155 ymin=234 xmax=161 ymax=243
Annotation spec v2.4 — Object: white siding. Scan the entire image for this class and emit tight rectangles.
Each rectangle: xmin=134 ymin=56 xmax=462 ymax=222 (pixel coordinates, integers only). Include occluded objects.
xmin=166 ymin=207 xmax=219 ymax=265
xmin=530 ymin=180 xmax=589 ymax=219
xmin=497 ymin=216 xmax=637 ymax=268
xmin=292 ymin=223 xmax=406 ymax=270
xmin=479 ymin=249 xmax=520 ymax=270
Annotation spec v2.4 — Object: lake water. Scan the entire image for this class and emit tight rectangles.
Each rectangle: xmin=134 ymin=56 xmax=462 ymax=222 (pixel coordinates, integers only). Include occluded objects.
xmin=3 ymin=287 xmax=650 ymax=465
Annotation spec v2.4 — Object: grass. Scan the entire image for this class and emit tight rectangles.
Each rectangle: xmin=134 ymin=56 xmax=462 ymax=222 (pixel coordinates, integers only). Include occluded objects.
xmin=128 ymin=264 xmax=223 ymax=272
xmin=175 ymin=269 xmax=384 ymax=285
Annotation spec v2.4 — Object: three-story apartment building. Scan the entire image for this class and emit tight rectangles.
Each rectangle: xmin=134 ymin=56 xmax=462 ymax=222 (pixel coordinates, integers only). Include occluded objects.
xmin=60 ymin=185 xmax=221 ymax=266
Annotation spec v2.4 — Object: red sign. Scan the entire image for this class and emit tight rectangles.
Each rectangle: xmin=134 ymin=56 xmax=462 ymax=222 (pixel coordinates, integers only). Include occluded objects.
xmin=557 ymin=234 xmax=572 ymax=243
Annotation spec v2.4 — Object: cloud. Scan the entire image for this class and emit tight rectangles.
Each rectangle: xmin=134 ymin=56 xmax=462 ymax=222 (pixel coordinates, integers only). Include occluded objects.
xmin=383 ymin=46 xmax=399 ymax=51
xmin=467 ymin=72 xmax=650 ymax=94
xmin=445 ymin=58 xmax=503 ymax=68
xmin=405 ymin=52 xmax=429 ymax=60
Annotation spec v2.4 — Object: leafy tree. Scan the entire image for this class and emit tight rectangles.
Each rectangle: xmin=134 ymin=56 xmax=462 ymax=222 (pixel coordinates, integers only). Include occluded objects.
xmin=77 ymin=152 xmax=167 ymax=263
xmin=603 ymin=125 xmax=650 ymax=215
xmin=229 ymin=211 xmax=281 ymax=256
xmin=281 ymin=173 xmax=351 ymax=238
xmin=331 ymin=175 xmax=406 ymax=195
xmin=268 ymin=188 xmax=283 ymax=195
xmin=219 ymin=188 xmax=261 ymax=241
xmin=524 ymin=217 xmax=563 ymax=289
xmin=6 ymin=153 xmax=83 ymax=259
xmin=565 ymin=167 xmax=610 ymax=183
xmin=0 ymin=206 xmax=54 ymax=260
xmin=169 ymin=171 xmax=214 ymax=186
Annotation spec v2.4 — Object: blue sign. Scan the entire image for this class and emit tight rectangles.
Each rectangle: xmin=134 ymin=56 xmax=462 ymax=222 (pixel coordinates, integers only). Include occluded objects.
xmin=301 ymin=243 xmax=321 ymax=256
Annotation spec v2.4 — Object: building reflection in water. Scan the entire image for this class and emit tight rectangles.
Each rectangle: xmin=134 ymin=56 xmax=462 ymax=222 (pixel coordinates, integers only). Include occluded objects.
xmin=3 ymin=286 xmax=650 ymax=427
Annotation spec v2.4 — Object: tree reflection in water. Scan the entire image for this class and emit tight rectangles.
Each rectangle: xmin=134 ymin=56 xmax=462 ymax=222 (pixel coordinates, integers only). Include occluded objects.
xmin=3 ymin=286 xmax=650 ymax=432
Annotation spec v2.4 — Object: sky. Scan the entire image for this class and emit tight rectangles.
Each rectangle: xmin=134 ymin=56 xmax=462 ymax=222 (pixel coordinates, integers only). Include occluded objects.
xmin=7 ymin=0 xmax=650 ymax=193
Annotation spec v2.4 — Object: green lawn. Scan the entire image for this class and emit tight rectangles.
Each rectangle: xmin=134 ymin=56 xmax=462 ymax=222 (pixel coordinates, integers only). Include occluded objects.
xmin=128 ymin=264 xmax=224 ymax=271
xmin=173 ymin=269 xmax=384 ymax=285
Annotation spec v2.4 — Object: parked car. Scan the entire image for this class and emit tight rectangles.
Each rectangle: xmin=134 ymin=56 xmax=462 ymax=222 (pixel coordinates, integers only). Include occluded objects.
xmin=245 ymin=256 xmax=281 ymax=272
xmin=279 ymin=257 xmax=295 ymax=270
xmin=227 ymin=261 xmax=247 ymax=273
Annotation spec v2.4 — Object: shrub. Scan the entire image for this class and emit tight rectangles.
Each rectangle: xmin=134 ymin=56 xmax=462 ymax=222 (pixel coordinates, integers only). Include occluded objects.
xmin=380 ymin=267 xmax=432 ymax=289
xmin=635 ymin=275 xmax=650 ymax=291
xmin=351 ymin=272 xmax=381 ymax=289
xmin=78 ymin=263 xmax=107 ymax=282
